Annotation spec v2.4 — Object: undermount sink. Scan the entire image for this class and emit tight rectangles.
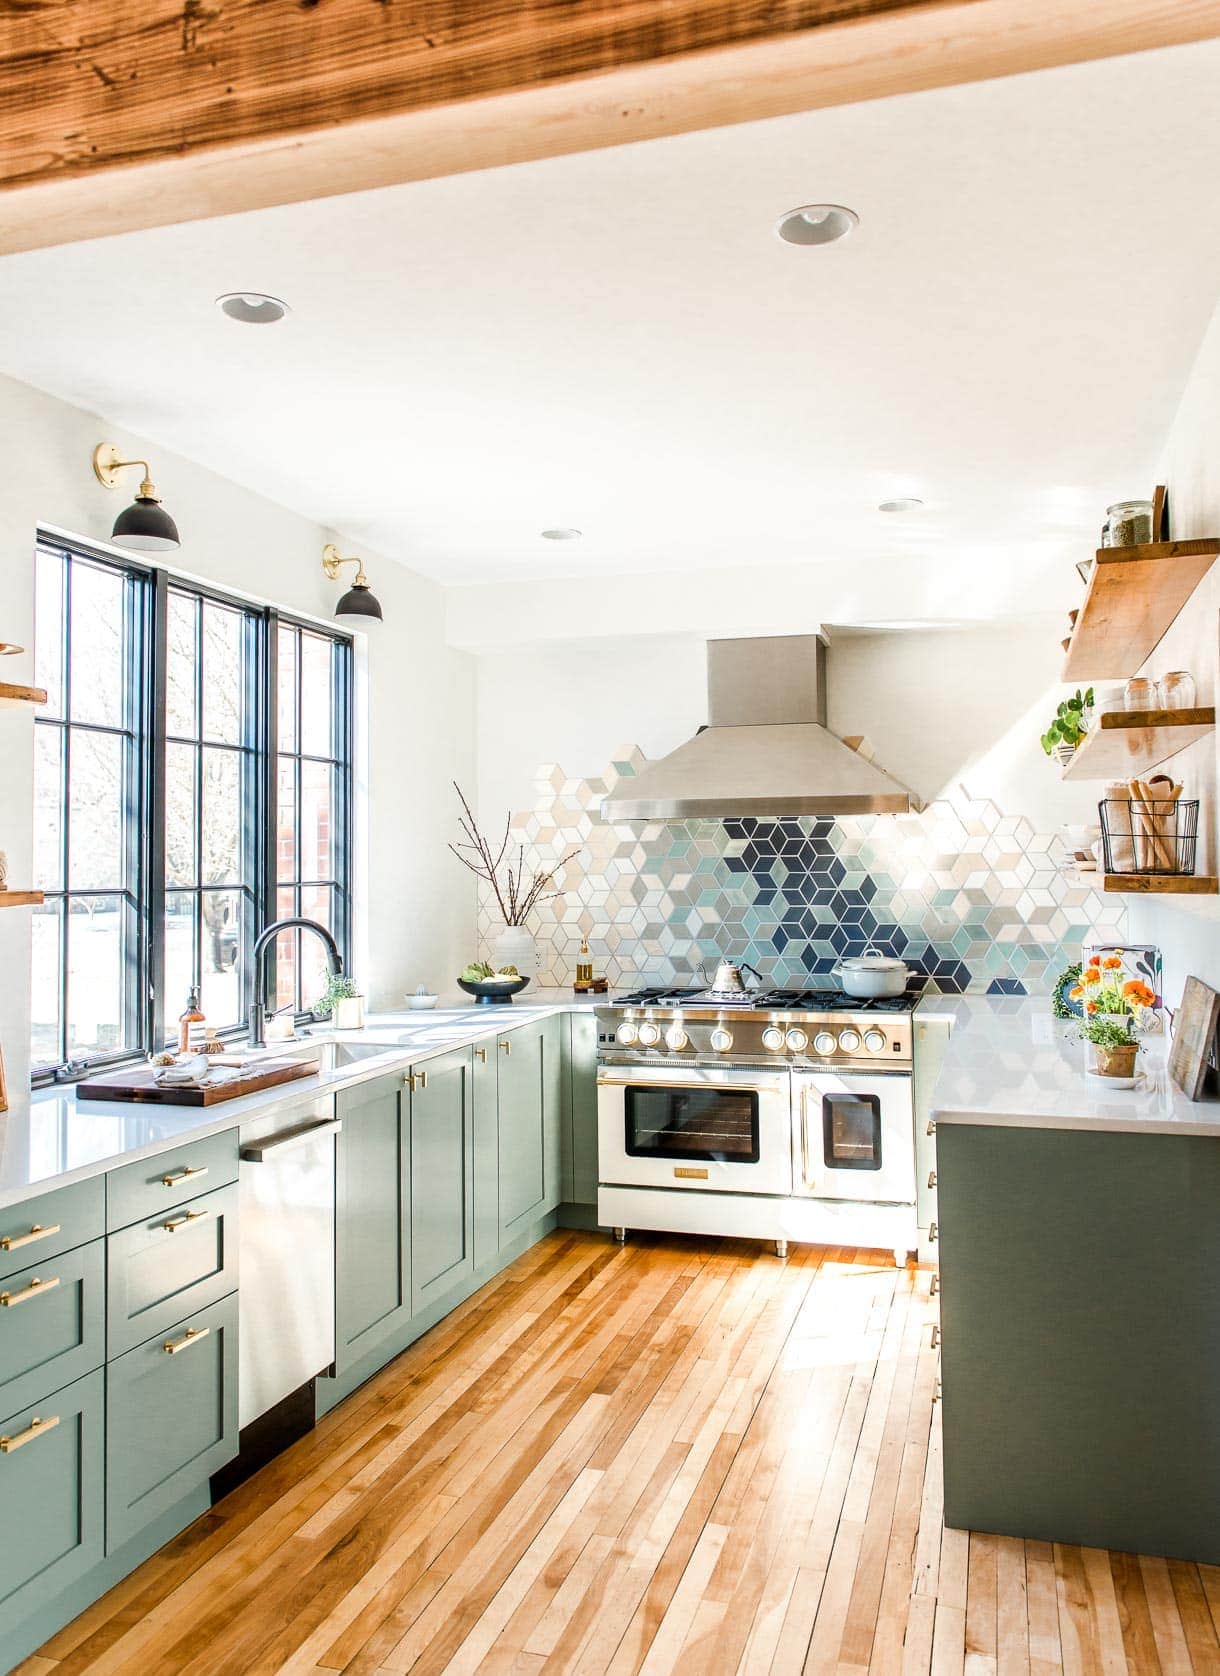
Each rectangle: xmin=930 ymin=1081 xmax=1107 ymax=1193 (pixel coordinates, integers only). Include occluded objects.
xmin=274 ymin=1038 xmax=396 ymax=1071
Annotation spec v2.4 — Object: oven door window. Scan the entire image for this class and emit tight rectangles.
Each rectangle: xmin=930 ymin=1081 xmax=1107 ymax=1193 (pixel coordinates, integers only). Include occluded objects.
xmin=822 ymin=1092 xmax=883 ymax=1171
xmin=624 ymin=1086 xmax=760 ymax=1164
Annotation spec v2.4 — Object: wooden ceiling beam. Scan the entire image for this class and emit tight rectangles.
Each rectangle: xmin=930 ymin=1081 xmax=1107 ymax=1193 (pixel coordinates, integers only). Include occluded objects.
xmin=1 ymin=0 xmax=1218 ymax=253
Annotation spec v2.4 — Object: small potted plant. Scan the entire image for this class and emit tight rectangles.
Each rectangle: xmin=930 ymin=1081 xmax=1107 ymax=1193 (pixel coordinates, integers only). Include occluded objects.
xmin=1069 ymin=953 xmax=1155 ymax=1077
xmin=1041 ymin=688 xmax=1094 ymax=767
xmin=314 ymin=973 xmax=365 ymax=1030
xmin=1082 ymin=1015 xmax=1138 ymax=1079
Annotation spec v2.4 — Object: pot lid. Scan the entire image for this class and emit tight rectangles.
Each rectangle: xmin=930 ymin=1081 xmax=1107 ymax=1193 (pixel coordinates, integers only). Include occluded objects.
xmin=838 ymin=947 xmax=909 ymax=971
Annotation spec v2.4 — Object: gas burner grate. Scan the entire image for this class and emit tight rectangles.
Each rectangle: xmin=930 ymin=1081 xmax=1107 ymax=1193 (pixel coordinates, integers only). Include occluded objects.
xmin=760 ymin=989 xmax=916 ymax=1013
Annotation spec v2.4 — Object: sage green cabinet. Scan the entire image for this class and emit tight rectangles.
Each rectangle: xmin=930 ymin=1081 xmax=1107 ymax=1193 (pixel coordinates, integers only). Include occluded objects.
xmin=335 ymin=1069 xmax=411 ymax=1372
xmin=0 ymin=1238 xmax=105 ymax=1418
xmin=0 ymin=1177 xmax=105 ymax=1282
xmin=472 ymin=1043 xmax=499 ymax=1270
xmin=106 ymin=1128 xmax=239 ymax=1233
xmin=497 ymin=1017 xmax=563 ymax=1246
xmin=0 ymin=1368 xmax=104 ymax=1648
xmin=106 ymin=1290 xmax=238 ymax=1552
xmin=106 ymin=1181 xmax=239 ymax=1358
xmin=563 ymin=1013 xmax=599 ymax=1208
xmin=409 ymin=1049 xmax=475 ymax=1314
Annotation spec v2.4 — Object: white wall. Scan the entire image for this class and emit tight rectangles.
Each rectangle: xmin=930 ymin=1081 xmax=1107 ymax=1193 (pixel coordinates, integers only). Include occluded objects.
xmin=1125 ymin=297 xmax=1220 ymax=1008
xmin=0 ymin=371 xmax=473 ymax=1097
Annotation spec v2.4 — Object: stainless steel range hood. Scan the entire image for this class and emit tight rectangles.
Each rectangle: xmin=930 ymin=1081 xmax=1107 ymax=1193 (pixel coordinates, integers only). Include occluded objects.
xmin=601 ymin=634 xmax=913 ymax=821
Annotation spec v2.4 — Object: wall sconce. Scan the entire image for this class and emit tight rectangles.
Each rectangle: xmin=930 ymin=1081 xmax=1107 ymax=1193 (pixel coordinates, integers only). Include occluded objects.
xmin=322 ymin=544 xmax=384 ymax=622
xmin=92 ymin=443 xmax=181 ymax=552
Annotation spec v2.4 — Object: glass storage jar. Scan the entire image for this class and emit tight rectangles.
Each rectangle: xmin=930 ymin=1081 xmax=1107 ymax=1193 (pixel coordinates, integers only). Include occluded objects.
xmin=1160 ymin=671 xmax=1196 ymax=710
xmin=1104 ymin=500 xmax=1154 ymax=547
xmin=1124 ymin=677 xmax=1159 ymax=711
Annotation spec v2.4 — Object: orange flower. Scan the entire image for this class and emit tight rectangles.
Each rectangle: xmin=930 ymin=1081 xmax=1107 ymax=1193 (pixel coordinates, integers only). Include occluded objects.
xmin=1102 ymin=955 xmax=1122 ymax=969
xmin=1083 ymin=967 xmax=1102 ymax=986
xmin=1069 ymin=985 xmax=1084 ymax=1000
xmin=1088 ymin=955 xmax=1101 ymax=967
xmin=1123 ymin=980 xmax=1155 ymax=1007
xmin=1086 ymin=1000 xmax=1098 ymax=1014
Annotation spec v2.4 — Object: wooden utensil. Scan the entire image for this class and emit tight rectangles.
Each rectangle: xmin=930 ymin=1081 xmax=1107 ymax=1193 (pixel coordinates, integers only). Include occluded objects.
xmin=1168 ymin=976 xmax=1220 ymax=1100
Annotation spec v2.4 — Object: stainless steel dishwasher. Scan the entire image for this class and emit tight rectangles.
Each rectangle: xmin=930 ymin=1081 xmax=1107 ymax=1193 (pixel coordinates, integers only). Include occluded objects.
xmin=238 ymin=1094 xmax=341 ymax=1430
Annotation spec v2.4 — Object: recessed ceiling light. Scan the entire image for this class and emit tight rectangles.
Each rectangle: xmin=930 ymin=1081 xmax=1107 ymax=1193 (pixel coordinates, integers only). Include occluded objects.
xmin=775 ymin=204 xmax=858 ymax=247
xmin=878 ymin=498 xmax=925 ymax=513
xmin=216 ymin=292 xmax=290 ymax=325
xmin=541 ymin=528 xmax=581 ymax=541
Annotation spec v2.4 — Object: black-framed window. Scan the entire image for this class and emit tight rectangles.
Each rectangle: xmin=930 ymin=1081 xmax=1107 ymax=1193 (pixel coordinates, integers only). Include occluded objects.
xmin=30 ymin=532 xmax=353 ymax=1082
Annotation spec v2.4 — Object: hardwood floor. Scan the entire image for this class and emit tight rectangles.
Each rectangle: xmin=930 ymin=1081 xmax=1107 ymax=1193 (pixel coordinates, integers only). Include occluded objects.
xmin=19 ymin=1232 xmax=1220 ymax=1675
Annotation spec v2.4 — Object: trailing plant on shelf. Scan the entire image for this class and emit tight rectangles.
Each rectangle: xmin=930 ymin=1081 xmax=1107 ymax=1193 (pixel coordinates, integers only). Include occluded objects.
xmin=1040 ymin=688 xmax=1094 ymax=761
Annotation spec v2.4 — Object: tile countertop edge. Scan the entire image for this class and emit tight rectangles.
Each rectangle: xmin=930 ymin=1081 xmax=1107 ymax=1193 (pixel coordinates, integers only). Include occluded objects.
xmin=0 ymin=990 xmax=606 ymax=1210
xmin=921 ymin=993 xmax=1220 ymax=1138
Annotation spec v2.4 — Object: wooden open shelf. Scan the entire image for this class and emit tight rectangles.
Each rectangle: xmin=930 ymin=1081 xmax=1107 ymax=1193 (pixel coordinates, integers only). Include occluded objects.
xmin=1097 ymin=873 xmax=1218 ymax=896
xmin=0 ymin=891 xmax=44 ymax=908
xmin=1062 ymin=540 xmax=1220 ymax=681
xmin=1062 ymin=706 xmax=1215 ymax=782
xmin=0 ymin=681 xmax=47 ymax=705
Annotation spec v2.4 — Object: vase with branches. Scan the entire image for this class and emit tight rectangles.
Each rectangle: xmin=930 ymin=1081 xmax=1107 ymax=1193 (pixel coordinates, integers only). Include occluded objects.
xmin=449 ymin=783 xmax=581 ymax=977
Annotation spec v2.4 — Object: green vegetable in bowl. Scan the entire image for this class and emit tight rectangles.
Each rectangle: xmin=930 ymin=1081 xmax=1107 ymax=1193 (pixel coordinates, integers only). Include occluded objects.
xmin=460 ymin=960 xmax=495 ymax=982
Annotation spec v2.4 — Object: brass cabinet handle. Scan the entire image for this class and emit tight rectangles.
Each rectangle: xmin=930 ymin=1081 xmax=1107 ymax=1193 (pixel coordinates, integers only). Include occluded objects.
xmin=0 ymin=1222 xmax=60 ymax=1253
xmin=926 ymin=1119 xmax=936 ymax=1136
xmin=404 ymin=1070 xmax=429 ymax=1092
xmin=930 ymin=1274 xmax=940 ymax=1296
xmin=932 ymin=1382 xmax=942 ymax=1404
xmin=163 ymin=1325 xmax=210 ymax=1356
xmin=162 ymin=1208 xmax=209 ymax=1234
xmin=161 ymin=1165 xmax=207 ymax=1189
xmin=475 ymin=1047 xmax=488 ymax=1063
xmin=927 ymin=1170 xmax=937 ymax=1189
xmin=499 ymin=1040 xmax=511 ymax=1056
xmin=0 ymin=1414 xmax=60 ymax=1453
xmin=0 ymin=1274 xmax=61 ymax=1308
xmin=931 ymin=1323 xmax=941 ymax=1349
xmin=928 ymin=1221 xmax=938 ymax=1243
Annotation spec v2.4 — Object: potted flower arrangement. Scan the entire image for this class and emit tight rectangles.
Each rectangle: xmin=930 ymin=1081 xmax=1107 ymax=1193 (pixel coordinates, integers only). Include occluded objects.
xmin=1069 ymin=953 xmax=1156 ymax=1078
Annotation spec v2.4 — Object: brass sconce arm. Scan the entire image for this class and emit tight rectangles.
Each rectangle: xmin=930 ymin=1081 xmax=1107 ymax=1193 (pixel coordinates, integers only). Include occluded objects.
xmin=321 ymin=543 xmax=370 ymax=587
xmin=93 ymin=442 xmax=159 ymax=499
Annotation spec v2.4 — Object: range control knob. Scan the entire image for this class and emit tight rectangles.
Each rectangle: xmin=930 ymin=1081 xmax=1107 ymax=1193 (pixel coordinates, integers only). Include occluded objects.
xmin=785 ymin=1028 xmax=809 ymax=1053
xmin=837 ymin=1027 xmax=862 ymax=1053
xmin=616 ymin=1021 xmax=638 ymax=1045
xmin=864 ymin=1028 xmax=888 ymax=1054
xmin=813 ymin=1030 xmax=838 ymax=1057
xmin=665 ymin=1024 xmax=689 ymax=1052
xmin=710 ymin=1027 xmax=734 ymax=1054
xmin=761 ymin=1026 xmax=786 ymax=1052
xmin=637 ymin=1021 xmax=661 ymax=1047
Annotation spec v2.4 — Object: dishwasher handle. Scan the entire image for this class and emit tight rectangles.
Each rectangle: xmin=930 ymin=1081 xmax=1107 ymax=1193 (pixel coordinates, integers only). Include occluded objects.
xmin=241 ymin=1117 xmax=342 ymax=1163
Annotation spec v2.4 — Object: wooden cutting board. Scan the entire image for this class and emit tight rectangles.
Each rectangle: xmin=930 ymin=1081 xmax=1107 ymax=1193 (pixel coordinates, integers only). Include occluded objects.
xmin=76 ymin=1057 xmax=319 ymax=1106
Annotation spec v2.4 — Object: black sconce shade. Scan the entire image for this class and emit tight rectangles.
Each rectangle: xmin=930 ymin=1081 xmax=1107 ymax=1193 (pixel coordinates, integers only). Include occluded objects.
xmin=111 ymin=494 xmax=181 ymax=553
xmin=335 ymin=581 xmax=384 ymax=621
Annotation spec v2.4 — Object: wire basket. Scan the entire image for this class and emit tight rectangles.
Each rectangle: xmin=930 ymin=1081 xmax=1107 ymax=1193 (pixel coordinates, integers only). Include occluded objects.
xmin=1099 ymin=798 xmax=1198 ymax=876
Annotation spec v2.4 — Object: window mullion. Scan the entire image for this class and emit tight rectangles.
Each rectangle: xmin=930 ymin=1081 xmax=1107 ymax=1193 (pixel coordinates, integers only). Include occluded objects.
xmin=146 ymin=569 xmax=170 ymax=1054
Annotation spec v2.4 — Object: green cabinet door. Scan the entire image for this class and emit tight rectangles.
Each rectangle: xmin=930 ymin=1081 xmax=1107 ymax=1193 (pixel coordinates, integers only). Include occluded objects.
xmin=472 ymin=1041 xmax=500 ymax=1270
xmin=497 ymin=1016 xmax=563 ymax=1245
xmin=335 ymin=1068 xmax=411 ymax=1372
xmin=564 ymin=1013 xmax=599 ymax=1207
xmin=0 ymin=1237 xmax=105 ymax=1418
xmin=106 ymin=1181 xmax=239 ymax=1358
xmin=410 ymin=1049 xmax=475 ymax=1314
xmin=106 ymin=1291 xmax=238 ymax=1552
xmin=0 ymin=1368 xmax=104 ymax=1653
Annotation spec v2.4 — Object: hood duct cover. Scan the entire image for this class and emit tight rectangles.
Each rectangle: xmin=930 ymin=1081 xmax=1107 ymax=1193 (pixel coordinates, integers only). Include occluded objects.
xmin=601 ymin=635 xmax=913 ymax=821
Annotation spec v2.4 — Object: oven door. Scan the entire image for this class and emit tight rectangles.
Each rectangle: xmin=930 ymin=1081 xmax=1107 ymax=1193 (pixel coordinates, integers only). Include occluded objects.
xmin=791 ymin=1070 xmax=915 ymax=1204
xmin=597 ymin=1065 xmax=793 ymax=1195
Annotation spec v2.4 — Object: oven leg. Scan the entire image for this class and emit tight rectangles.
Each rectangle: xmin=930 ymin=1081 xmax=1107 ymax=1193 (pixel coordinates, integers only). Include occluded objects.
xmin=613 ymin=1226 xmax=627 ymax=1245
xmin=775 ymin=1239 xmax=788 ymax=1260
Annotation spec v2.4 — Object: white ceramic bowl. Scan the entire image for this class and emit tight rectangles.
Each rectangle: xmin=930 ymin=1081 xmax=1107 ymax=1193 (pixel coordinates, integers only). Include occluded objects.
xmin=407 ymin=992 xmax=439 ymax=1010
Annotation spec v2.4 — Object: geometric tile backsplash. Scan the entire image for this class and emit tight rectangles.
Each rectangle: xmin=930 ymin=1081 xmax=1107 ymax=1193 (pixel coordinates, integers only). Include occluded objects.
xmin=476 ymin=746 xmax=1127 ymax=995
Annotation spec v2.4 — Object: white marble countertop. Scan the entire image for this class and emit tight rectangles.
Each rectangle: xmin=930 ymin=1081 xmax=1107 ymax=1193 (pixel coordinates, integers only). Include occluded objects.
xmin=0 ymin=989 xmax=609 ymax=1211
xmin=925 ymin=994 xmax=1220 ymax=1137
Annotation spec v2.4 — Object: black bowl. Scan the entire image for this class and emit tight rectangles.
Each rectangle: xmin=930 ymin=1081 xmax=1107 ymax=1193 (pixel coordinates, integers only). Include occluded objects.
xmin=456 ymin=975 xmax=531 ymax=1006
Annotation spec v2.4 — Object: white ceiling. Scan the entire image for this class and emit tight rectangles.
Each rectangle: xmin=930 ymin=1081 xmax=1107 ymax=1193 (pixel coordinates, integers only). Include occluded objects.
xmin=1 ymin=40 xmax=1218 ymax=593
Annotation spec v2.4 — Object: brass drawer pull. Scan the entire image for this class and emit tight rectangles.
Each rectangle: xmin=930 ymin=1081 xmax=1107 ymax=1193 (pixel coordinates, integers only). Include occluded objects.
xmin=926 ymin=1119 xmax=936 ymax=1136
xmin=0 ymin=1274 xmax=61 ymax=1308
xmin=499 ymin=1040 xmax=511 ymax=1056
xmin=404 ymin=1070 xmax=429 ymax=1092
xmin=931 ymin=1323 xmax=941 ymax=1349
xmin=930 ymin=1274 xmax=940 ymax=1296
xmin=161 ymin=1165 xmax=208 ymax=1189
xmin=931 ymin=1382 xmax=941 ymax=1404
xmin=475 ymin=1047 xmax=488 ymax=1063
xmin=0 ymin=1222 xmax=60 ymax=1253
xmin=927 ymin=1170 xmax=937 ymax=1189
xmin=0 ymin=1414 xmax=60 ymax=1453
xmin=162 ymin=1208 xmax=209 ymax=1234
xmin=163 ymin=1325 xmax=210 ymax=1356
xmin=928 ymin=1221 xmax=938 ymax=1243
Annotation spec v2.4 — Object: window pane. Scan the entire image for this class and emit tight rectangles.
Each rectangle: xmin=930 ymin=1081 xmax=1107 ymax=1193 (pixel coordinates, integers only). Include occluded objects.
xmin=276 ymin=757 xmax=297 ymax=882
xmin=34 ymin=550 xmax=64 ymax=718
xmin=30 ymin=900 xmax=62 ymax=1069
xmin=300 ymin=632 xmax=333 ymax=756
xmin=33 ymin=727 xmax=64 ymax=892
xmin=202 ymin=746 xmax=242 ymax=885
xmin=201 ymin=889 xmax=245 ymax=1028
xmin=301 ymin=760 xmax=333 ymax=881
xmin=66 ymin=896 xmax=131 ymax=1057
xmin=69 ymin=560 xmax=126 ymax=728
xmin=202 ymin=602 xmax=244 ymax=746
xmin=68 ymin=730 xmax=126 ymax=891
xmin=166 ymin=590 xmax=198 ymax=739
xmin=299 ymin=885 xmax=333 ymax=1012
xmin=164 ymin=892 xmax=196 ymax=1031
xmin=275 ymin=886 xmax=297 ymax=1012
xmin=165 ymin=742 xmax=197 ymax=887
xmin=277 ymin=625 xmax=297 ymax=752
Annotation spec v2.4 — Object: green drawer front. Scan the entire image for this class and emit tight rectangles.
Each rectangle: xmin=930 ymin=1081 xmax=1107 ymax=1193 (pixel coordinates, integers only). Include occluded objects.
xmin=107 ymin=1182 xmax=239 ymax=1358
xmin=106 ymin=1291 xmax=238 ymax=1553
xmin=106 ymin=1128 xmax=239 ymax=1233
xmin=0 ymin=1177 xmax=106 ymax=1284
xmin=0 ymin=1367 xmax=104 ymax=1645
xmin=0 ymin=1238 xmax=105 ymax=1417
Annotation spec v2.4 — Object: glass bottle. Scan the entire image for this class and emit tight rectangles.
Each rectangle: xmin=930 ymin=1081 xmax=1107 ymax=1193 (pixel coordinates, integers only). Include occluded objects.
xmin=1123 ymin=676 xmax=1159 ymax=712
xmin=1160 ymin=671 xmax=1196 ymax=710
xmin=575 ymin=938 xmax=594 ymax=989
xmin=178 ymin=985 xmax=206 ymax=1055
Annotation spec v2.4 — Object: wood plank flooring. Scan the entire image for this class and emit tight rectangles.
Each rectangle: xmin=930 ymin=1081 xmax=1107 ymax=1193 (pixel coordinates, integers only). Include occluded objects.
xmin=19 ymin=1232 xmax=1220 ymax=1675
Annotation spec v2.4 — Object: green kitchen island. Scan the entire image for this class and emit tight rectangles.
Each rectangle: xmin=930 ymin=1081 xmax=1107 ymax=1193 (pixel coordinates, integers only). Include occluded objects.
xmin=927 ymin=995 xmax=1220 ymax=1564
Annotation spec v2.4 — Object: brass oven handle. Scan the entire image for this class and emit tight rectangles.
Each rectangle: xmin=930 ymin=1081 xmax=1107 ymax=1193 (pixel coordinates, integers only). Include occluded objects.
xmin=161 ymin=1165 xmax=208 ymax=1189
xmin=800 ymin=1085 xmax=814 ymax=1189
xmin=0 ymin=1222 xmax=60 ymax=1253
xmin=0 ymin=1414 xmax=60 ymax=1453
xmin=0 ymin=1274 xmax=61 ymax=1308
xmin=163 ymin=1325 xmax=210 ymax=1356
xmin=161 ymin=1209 xmax=209 ymax=1234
